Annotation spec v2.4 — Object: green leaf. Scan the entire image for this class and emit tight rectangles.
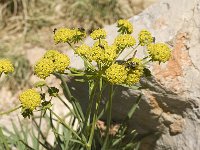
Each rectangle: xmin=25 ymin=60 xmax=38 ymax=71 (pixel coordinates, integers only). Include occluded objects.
xmin=127 ymin=94 xmax=142 ymax=120
xmin=48 ymin=87 xmax=59 ymax=97
xmin=21 ymin=107 xmax=33 ymax=118
xmin=34 ymin=81 xmax=47 ymax=88
xmin=0 ymin=127 xmax=9 ymax=150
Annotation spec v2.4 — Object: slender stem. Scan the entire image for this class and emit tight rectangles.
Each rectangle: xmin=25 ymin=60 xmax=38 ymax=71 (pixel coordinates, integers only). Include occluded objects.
xmin=48 ymin=109 xmax=84 ymax=144
xmin=123 ymin=44 xmax=140 ymax=60
xmin=56 ymin=73 xmax=72 ymax=101
xmin=56 ymin=95 xmax=76 ymax=118
xmin=83 ymin=81 xmax=97 ymax=130
xmin=56 ymin=73 xmax=85 ymax=122
xmin=0 ymin=105 xmax=21 ymax=115
xmin=65 ymin=73 xmax=86 ymax=77
xmin=36 ymin=110 xmax=43 ymax=150
xmin=87 ymin=79 xmax=103 ymax=150
xmin=102 ymin=85 xmax=114 ymax=149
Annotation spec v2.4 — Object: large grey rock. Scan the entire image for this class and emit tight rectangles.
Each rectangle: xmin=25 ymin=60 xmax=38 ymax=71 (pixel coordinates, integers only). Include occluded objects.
xmin=67 ymin=0 xmax=200 ymax=149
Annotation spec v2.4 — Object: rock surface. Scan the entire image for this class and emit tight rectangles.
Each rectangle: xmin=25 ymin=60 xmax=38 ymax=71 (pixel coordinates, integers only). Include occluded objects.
xmin=67 ymin=0 xmax=200 ymax=149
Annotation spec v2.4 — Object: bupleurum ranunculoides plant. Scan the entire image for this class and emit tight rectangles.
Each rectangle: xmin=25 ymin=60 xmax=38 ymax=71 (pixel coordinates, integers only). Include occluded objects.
xmin=0 ymin=19 xmax=171 ymax=150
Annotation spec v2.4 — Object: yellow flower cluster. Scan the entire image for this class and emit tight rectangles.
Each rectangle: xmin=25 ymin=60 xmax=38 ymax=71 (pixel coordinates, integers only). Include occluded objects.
xmin=19 ymin=89 xmax=41 ymax=111
xmin=43 ymin=50 xmax=60 ymax=60
xmin=34 ymin=58 xmax=55 ymax=79
xmin=117 ymin=19 xmax=133 ymax=34
xmin=100 ymin=45 xmax=117 ymax=64
xmin=105 ymin=64 xmax=127 ymax=84
xmin=54 ymin=28 xmax=75 ymax=44
xmin=138 ymin=29 xmax=153 ymax=46
xmin=114 ymin=34 xmax=136 ymax=49
xmin=89 ymin=46 xmax=103 ymax=62
xmin=147 ymin=43 xmax=171 ymax=63
xmin=93 ymin=39 xmax=108 ymax=48
xmin=105 ymin=58 xmax=144 ymax=85
xmin=34 ymin=50 xmax=70 ymax=79
xmin=76 ymin=42 xmax=117 ymax=66
xmin=74 ymin=28 xmax=86 ymax=37
xmin=54 ymin=53 xmax=70 ymax=72
xmin=90 ymin=29 xmax=106 ymax=40
xmin=0 ymin=59 xmax=14 ymax=74
xmin=76 ymin=44 xmax=91 ymax=58
xmin=125 ymin=58 xmax=144 ymax=85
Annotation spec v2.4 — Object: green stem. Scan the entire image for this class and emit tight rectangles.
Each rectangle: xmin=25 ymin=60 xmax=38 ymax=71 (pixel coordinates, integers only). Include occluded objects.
xmin=36 ymin=110 xmax=43 ymax=150
xmin=56 ymin=73 xmax=85 ymax=122
xmin=56 ymin=73 xmax=72 ymax=100
xmin=123 ymin=44 xmax=140 ymax=60
xmin=83 ymin=81 xmax=97 ymax=130
xmin=87 ymin=78 xmax=104 ymax=150
xmin=57 ymin=95 xmax=76 ymax=118
xmin=102 ymin=85 xmax=114 ymax=150
xmin=0 ymin=105 xmax=21 ymax=115
xmin=48 ymin=109 xmax=84 ymax=145
xmin=64 ymin=73 xmax=86 ymax=77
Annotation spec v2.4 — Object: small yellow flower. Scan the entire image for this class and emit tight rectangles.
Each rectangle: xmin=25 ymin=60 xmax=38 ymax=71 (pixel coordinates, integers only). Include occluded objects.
xmin=72 ymin=28 xmax=86 ymax=43
xmin=105 ymin=64 xmax=128 ymax=84
xmin=90 ymin=46 xmax=104 ymax=62
xmin=147 ymin=43 xmax=171 ymax=63
xmin=93 ymin=39 xmax=109 ymax=48
xmin=54 ymin=53 xmax=70 ymax=72
xmin=43 ymin=50 xmax=70 ymax=73
xmin=138 ymin=29 xmax=153 ymax=46
xmin=117 ymin=19 xmax=133 ymax=34
xmin=124 ymin=58 xmax=144 ymax=86
xmin=90 ymin=29 xmax=106 ymax=40
xmin=43 ymin=50 xmax=60 ymax=61
xmin=34 ymin=58 xmax=55 ymax=79
xmin=19 ymin=89 xmax=41 ymax=111
xmin=0 ymin=59 xmax=14 ymax=74
xmin=76 ymin=44 xmax=91 ymax=58
xmin=100 ymin=45 xmax=117 ymax=65
xmin=54 ymin=28 xmax=75 ymax=44
xmin=114 ymin=34 xmax=136 ymax=49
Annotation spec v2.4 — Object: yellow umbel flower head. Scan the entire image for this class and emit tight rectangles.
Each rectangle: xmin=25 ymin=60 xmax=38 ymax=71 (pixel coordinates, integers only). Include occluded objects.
xmin=124 ymin=58 xmax=144 ymax=86
xmin=43 ymin=50 xmax=60 ymax=61
xmin=43 ymin=50 xmax=70 ymax=73
xmin=100 ymin=45 xmax=117 ymax=65
xmin=147 ymin=43 xmax=171 ymax=63
xmin=105 ymin=64 xmax=128 ymax=85
xmin=34 ymin=58 xmax=55 ymax=79
xmin=19 ymin=89 xmax=41 ymax=111
xmin=93 ymin=39 xmax=109 ymax=48
xmin=54 ymin=28 xmax=76 ymax=44
xmin=117 ymin=19 xmax=133 ymax=34
xmin=90 ymin=46 xmax=104 ymax=62
xmin=138 ymin=29 xmax=153 ymax=46
xmin=54 ymin=53 xmax=70 ymax=73
xmin=76 ymin=44 xmax=91 ymax=58
xmin=114 ymin=34 xmax=136 ymax=49
xmin=90 ymin=29 xmax=106 ymax=40
xmin=0 ymin=59 xmax=14 ymax=74
xmin=72 ymin=28 xmax=86 ymax=43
